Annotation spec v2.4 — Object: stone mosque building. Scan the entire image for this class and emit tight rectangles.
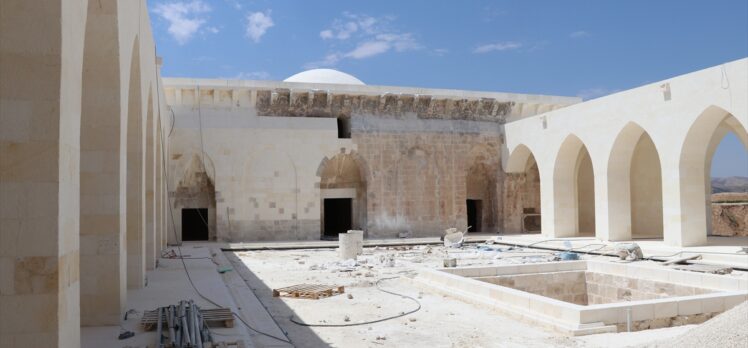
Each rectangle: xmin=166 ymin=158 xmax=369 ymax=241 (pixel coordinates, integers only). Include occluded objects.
xmin=0 ymin=1 xmax=746 ymax=346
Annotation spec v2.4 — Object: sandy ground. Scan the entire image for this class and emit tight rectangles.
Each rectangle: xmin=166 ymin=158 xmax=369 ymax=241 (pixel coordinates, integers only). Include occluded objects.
xmin=230 ymin=244 xmax=694 ymax=348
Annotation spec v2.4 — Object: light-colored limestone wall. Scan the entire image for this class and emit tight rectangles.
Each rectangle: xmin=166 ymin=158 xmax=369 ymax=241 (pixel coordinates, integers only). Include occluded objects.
xmin=162 ymin=79 xmax=575 ymax=241
xmin=630 ymin=134 xmax=663 ymax=238
xmin=0 ymin=0 xmax=87 ymax=346
xmin=478 ymin=271 xmax=589 ymax=305
xmin=577 ymin=148 xmax=596 ymax=235
xmin=502 ymin=158 xmax=541 ymax=233
xmin=165 ymin=102 xmax=351 ymax=242
xmin=504 ymin=58 xmax=748 ymax=246
xmin=585 ymin=272 xmax=712 ymax=304
xmin=79 ymin=0 xmax=126 ymax=327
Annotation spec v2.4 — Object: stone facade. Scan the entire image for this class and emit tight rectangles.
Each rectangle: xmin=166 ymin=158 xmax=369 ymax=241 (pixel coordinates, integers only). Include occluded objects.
xmin=163 ymin=79 xmax=572 ymax=241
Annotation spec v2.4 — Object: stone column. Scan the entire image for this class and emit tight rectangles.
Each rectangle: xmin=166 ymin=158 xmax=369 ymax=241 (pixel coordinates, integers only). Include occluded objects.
xmin=79 ymin=0 xmax=127 ymax=326
xmin=0 ymin=0 xmax=86 ymax=346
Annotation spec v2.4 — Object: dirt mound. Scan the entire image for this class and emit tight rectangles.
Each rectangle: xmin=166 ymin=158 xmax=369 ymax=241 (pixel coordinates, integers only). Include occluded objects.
xmin=661 ymin=300 xmax=748 ymax=348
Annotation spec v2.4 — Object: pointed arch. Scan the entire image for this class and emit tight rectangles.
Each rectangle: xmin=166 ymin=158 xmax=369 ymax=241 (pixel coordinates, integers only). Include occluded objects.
xmin=552 ymin=134 xmax=596 ymax=236
xmin=504 ymin=144 xmax=542 ymax=233
xmin=677 ymin=105 xmax=748 ymax=245
xmin=317 ymin=152 xmax=368 ymax=237
xmin=466 ymin=144 xmax=500 ymax=232
xmin=125 ymin=36 xmax=145 ymax=289
xmin=606 ymin=122 xmax=664 ymax=240
xmin=79 ymin=0 xmax=126 ymax=326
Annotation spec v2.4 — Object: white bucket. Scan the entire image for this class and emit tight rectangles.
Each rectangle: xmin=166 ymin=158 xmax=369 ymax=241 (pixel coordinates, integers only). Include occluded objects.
xmin=339 ymin=233 xmax=358 ymax=261
xmin=347 ymin=230 xmax=364 ymax=255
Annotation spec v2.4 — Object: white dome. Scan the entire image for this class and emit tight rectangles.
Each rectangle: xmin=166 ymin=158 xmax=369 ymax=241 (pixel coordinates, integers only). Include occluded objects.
xmin=284 ymin=69 xmax=365 ymax=85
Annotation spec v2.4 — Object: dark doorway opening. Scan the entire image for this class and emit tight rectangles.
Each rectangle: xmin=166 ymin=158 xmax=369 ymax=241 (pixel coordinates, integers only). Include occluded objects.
xmin=182 ymin=208 xmax=209 ymax=241
xmin=466 ymin=199 xmax=481 ymax=232
xmin=324 ymin=198 xmax=352 ymax=237
xmin=337 ymin=118 xmax=351 ymax=139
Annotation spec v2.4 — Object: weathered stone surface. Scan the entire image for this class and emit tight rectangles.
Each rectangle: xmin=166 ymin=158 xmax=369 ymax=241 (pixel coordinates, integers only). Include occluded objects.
xmin=711 ymin=203 xmax=748 ymax=236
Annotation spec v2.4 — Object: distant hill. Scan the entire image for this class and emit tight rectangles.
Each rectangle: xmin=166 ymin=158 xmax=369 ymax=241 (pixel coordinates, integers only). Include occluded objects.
xmin=712 ymin=176 xmax=748 ymax=193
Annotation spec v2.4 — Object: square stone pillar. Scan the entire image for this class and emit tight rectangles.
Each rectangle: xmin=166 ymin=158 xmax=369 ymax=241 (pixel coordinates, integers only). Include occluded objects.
xmin=0 ymin=1 xmax=86 ymax=346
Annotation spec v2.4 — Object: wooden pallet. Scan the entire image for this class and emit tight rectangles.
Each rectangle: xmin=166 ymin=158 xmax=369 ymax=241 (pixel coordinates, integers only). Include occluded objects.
xmin=141 ymin=307 xmax=234 ymax=331
xmin=272 ymin=284 xmax=345 ymax=299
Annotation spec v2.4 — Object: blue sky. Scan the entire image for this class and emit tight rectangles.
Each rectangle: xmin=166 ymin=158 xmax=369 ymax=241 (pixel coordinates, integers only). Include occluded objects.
xmin=148 ymin=0 xmax=747 ymax=178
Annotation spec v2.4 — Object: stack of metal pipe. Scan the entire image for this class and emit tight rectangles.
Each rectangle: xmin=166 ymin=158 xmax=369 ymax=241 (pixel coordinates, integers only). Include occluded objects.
xmin=158 ymin=300 xmax=213 ymax=348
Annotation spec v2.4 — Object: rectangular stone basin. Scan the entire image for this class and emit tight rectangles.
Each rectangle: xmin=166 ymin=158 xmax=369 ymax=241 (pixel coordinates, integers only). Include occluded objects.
xmin=416 ymin=260 xmax=748 ymax=335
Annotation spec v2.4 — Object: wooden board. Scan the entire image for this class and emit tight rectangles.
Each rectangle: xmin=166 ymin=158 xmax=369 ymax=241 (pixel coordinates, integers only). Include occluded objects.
xmin=671 ymin=264 xmax=733 ymax=274
xmin=140 ymin=307 xmax=234 ymax=331
xmin=272 ymin=284 xmax=344 ymax=300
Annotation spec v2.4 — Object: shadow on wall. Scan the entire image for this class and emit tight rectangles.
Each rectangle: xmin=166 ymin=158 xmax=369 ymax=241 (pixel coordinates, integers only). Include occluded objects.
xmin=224 ymin=252 xmax=330 ymax=347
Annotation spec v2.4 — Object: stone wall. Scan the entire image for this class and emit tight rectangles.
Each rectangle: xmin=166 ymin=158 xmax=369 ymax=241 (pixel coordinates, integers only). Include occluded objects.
xmin=711 ymin=204 xmax=748 ymax=236
xmin=478 ymin=271 xmax=588 ymax=305
xmin=477 ymin=271 xmax=713 ymax=306
xmin=584 ymin=272 xmax=712 ymax=304
xmin=354 ymin=126 xmax=502 ymax=238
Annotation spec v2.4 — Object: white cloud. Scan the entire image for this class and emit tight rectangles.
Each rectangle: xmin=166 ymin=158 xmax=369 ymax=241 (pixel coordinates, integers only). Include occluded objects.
xmin=570 ymin=30 xmax=590 ymax=39
xmin=319 ymin=29 xmax=334 ymax=40
xmin=308 ymin=13 xmax=420 ymax=67
xmin=245 ymin=11 xmax=274 ymax=43
xmin=431 ymin=48 xmax=449 ymax=56
xmin=576 ymin=87 xmax=618 ymax=100
xmin=319 ymin=13 xmax=380 ymax=40
xmin=473 ymin=41 xmax=522 ymax=53
xmin=345 ymin=41 xmax=390 ymax=59
xmin=205 ymin=26 xmax=219 ymax=34
xmin=152 ymin=0 xmax=211 ymax=45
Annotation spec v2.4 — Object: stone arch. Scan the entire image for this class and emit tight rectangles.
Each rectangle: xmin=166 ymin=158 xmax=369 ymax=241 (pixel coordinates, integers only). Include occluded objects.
xmin=503 ymin=144 xmax=542 ymax=233
xmin=607 ymin=122 xmax=664 ymax=240
xmin=125 ymin=36 xmax=145 ymax=289
xmin=173 ymin=154 xmax=217 ymax=242
xmin=678 ymin=105 xmax=748 ymax=245
xmin=144 ymin=90 xmax=156 ymax=268
xmin=79 ymin=0 xmax=126 ymax=326
xmin=506 ymin=144 xmax=537 ymax=173
xmin=553 ymin=134 xmax=596 ymax=236
xmin=466 ymin=144 xmax=499 ymax=232
xmin=317 ymin=151 xmax=368 ymax=238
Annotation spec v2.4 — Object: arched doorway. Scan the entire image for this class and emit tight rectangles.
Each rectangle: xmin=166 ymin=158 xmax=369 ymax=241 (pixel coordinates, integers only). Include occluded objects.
xmin=630 ymin=132 xmax=663 ymax=238
xmin=670 ymin=106 xmax=748 ymax=246
xmin=553 ymin=135 xmax=596 ymax=237
xmin=174 ymin=154 xmax=217 ymax=242
xmin=709 ymin=130 xmax=748 ymax=237
xmin=319 ymin=153 xmax=367 ymax=238
xmin=607 ymin=123 xmax=664 ymax=241
xmin=679 ymin=106 xmax=748 ymax=245
xmin=466 ymin=145 xmax=499 ymax=232
xmin=504 ymin=144 xmax=541 ymax=233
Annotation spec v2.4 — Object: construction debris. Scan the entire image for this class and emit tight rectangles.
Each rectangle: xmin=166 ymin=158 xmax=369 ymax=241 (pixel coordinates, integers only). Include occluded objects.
xmin=140 ymin=300 xmax=221 ymax=348
xmin=613 ymin=243 xmax=644 ymax=261
xmin=443 ymin=228 xmax=465 ymax=248
xmin=272 ymin=284 xmax=345 ymax=299
xmin=662 ymin=254 xmax=702 ymax=265
xmin=671 ymin=264 xmax=733 ymax=274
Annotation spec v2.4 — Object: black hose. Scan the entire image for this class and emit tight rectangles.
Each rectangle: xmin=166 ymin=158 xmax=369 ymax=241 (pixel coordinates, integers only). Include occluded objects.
xmin=289 ymin=277 xmax=421 ymax=327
